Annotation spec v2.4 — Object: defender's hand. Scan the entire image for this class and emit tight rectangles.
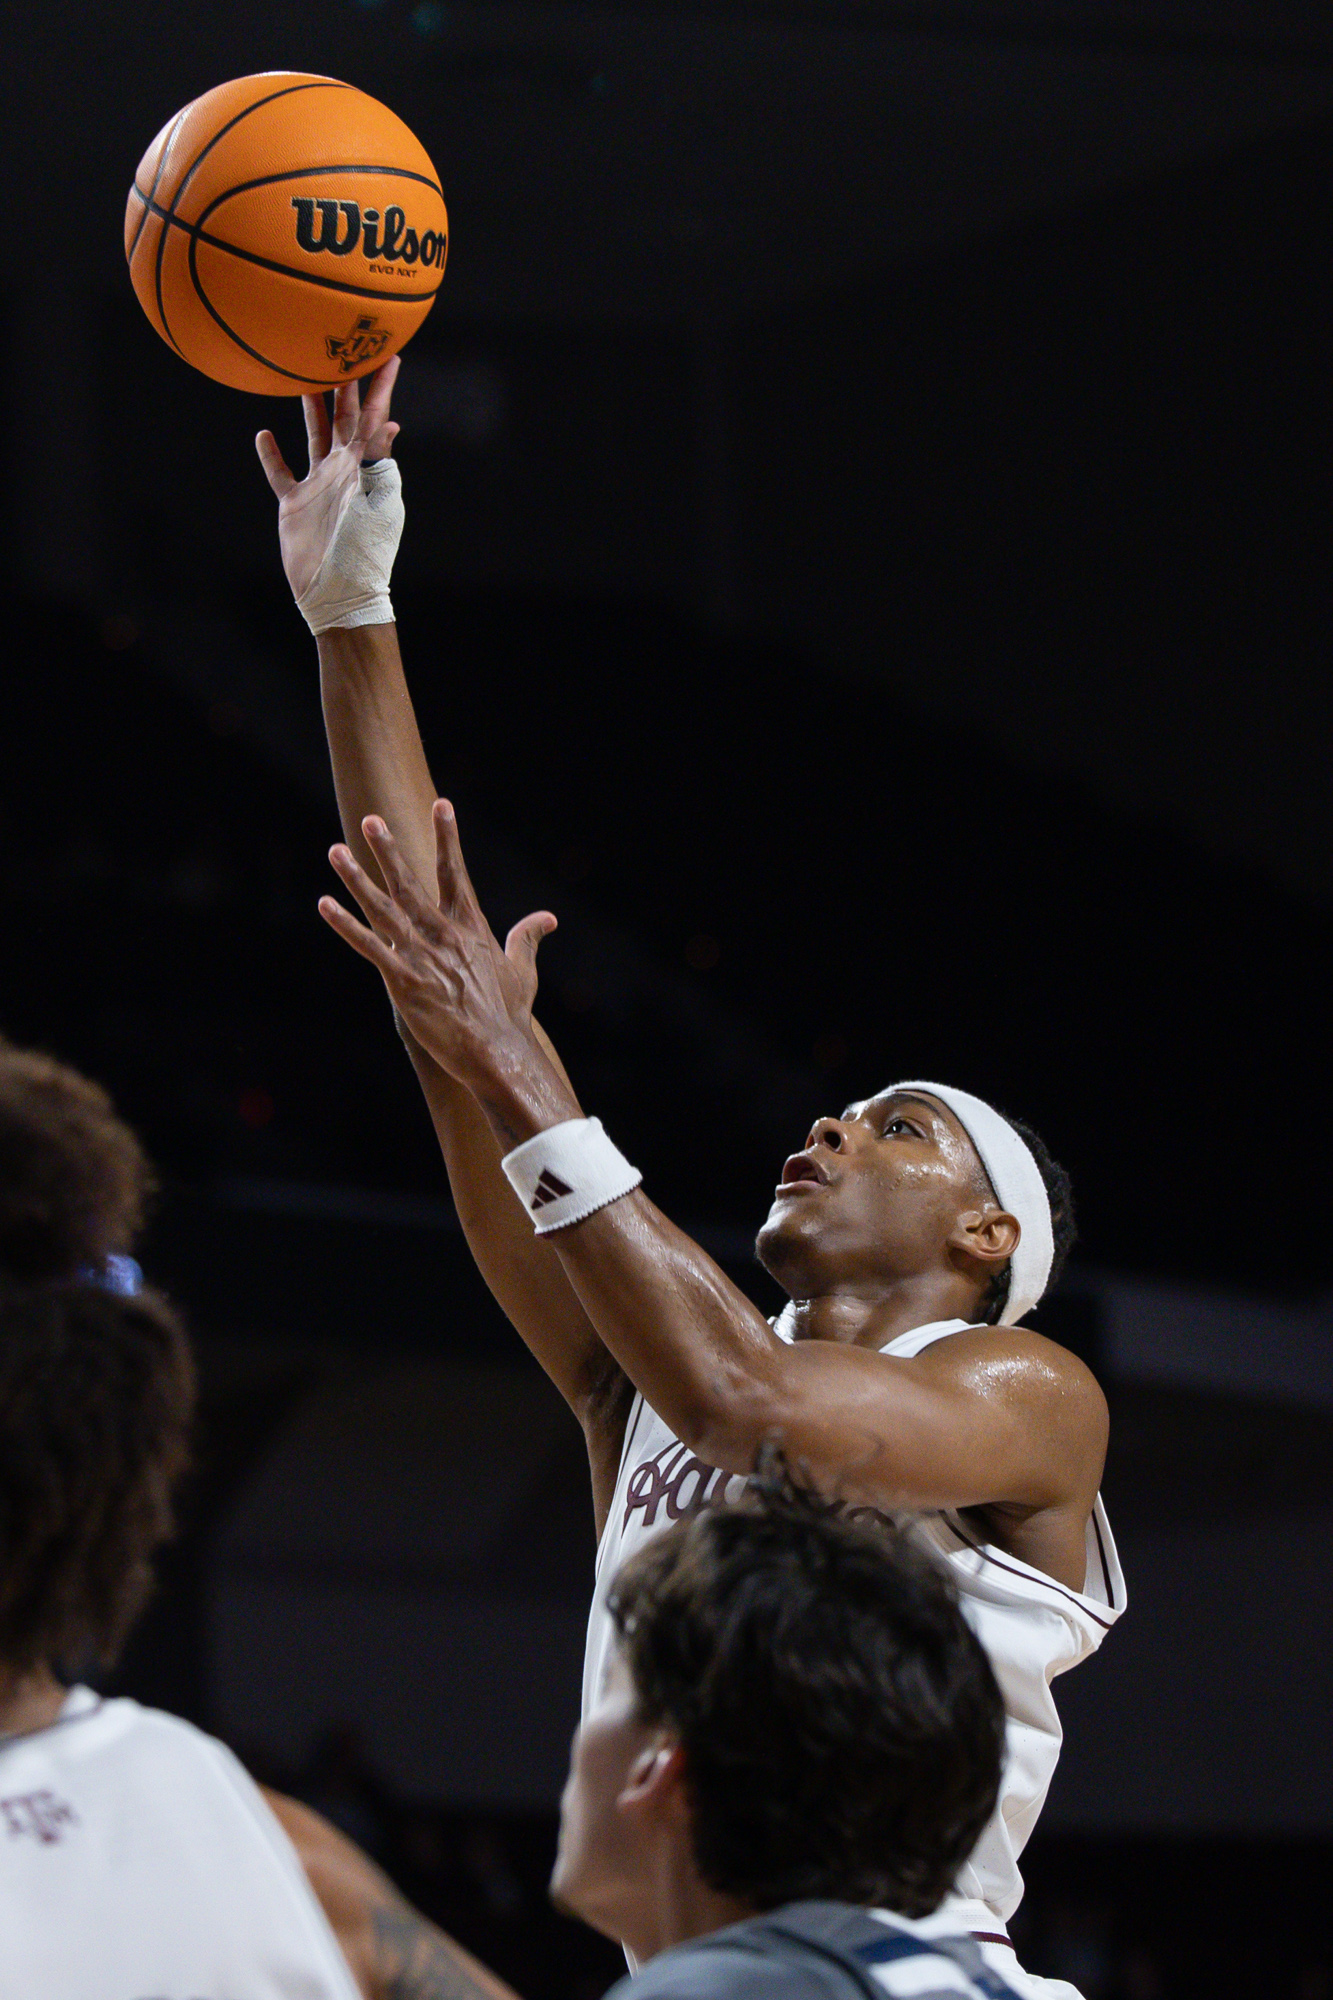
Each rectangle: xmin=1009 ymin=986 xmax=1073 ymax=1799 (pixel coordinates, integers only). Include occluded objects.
xmin=319 ymin=803 xmax=560 ymax=1093
xmin=255 ymin=357 xmax=401 ymax=602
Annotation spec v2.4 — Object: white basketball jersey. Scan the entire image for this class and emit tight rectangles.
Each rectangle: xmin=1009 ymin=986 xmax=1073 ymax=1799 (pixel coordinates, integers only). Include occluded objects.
xmin=0 ymin=1686 xmax=363 ymax=2000
xmin=583 ymin=1317 xmax=1126 ymax=1938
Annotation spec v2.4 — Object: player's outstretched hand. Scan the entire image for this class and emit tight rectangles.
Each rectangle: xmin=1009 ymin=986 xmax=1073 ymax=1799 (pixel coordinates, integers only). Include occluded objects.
xmin=255 ymin=356 xmax=401 ymax=602
xmin=320 ymin=802 xmax=560 ymax=1091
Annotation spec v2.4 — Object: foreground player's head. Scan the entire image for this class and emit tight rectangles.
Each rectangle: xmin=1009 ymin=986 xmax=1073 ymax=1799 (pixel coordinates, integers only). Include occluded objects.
xmin=0 ymin=1041 xmax=194 ymax=1685
xmin=551 ymin=1460 xmax=1005 ymax=1960
xmin=756 ymin=1080 xmax=1075 ymax=1326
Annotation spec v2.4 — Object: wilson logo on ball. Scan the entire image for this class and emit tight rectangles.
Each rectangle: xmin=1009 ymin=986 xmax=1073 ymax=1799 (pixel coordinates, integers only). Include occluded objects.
xmin=291 ymin=198 xmax=446 ymax=268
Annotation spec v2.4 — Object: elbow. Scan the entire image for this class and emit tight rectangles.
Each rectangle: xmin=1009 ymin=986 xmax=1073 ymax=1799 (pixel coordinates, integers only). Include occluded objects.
xmin=678 ymin=1366 xmax=787 ymax=1477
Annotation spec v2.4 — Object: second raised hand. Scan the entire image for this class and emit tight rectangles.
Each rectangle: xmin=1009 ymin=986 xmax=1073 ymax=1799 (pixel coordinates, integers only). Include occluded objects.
xmin=319 ymin=802 xmax=563 ymax=1106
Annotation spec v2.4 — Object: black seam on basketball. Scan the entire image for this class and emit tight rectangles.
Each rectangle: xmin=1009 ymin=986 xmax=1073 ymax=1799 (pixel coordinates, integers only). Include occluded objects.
xmin=166 ymin=80 xmax=352 ymax=221
xmin=148 ymin=115 xmax=196 ymax=353
xmin=127 ymin=195 xmax=178 ymax=353
xmin=155 ymin=81 xmax=349 ymax=354
xmin=148 ymin=102 xmax=200 ymax=352
xmin=151 ymin=201 xmax=443 ymax=304
xmin=186 ymin=224 xmax=368 ymax=390
xmin=127 ymin=104 xmax=189 ymax=265
xmin=194 ymin=162 xmax=444 ymax=221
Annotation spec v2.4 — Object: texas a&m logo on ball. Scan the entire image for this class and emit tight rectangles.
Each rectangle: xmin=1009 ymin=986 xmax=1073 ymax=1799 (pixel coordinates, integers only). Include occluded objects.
xmin=325 ymin=315 xmax=392 ymax=373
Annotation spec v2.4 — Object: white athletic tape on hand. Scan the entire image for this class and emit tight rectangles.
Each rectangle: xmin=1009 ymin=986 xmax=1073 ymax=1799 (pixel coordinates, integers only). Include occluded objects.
xmin=502 ymin=1117 xmax=642 ymax=1235
xmin=296 ymin=457 xmax=405 ymax=635
xmin=890 ymin=1080 xmax=1054 ymax=1324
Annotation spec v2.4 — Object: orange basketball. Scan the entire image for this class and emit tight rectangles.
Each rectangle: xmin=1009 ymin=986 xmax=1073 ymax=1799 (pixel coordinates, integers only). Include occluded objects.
xmin=124 ymin=72 xmax=447 ymax=396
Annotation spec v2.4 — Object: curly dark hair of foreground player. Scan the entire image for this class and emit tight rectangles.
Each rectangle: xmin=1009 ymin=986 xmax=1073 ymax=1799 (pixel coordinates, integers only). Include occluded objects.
xmin=0 ymin=1042 xmax=195 ymax=1675
xmin=0 ymin=1044 xmax=155 ymax=1280
xmin=980 ymin=1113 xmax=1077 ymax=1326
xmin=606 ymin=1451 xmax=1007 ymax=1919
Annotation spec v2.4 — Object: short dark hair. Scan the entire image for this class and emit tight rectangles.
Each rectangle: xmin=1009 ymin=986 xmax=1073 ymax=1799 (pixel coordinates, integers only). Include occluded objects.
xmin=606 ymin=1457 xmax=1005 ymax=1919
xmin=0 ymin=1042 xmax=194 ymax=1675
xmin=978 ymin=1113 xmax=1076 ymax=1326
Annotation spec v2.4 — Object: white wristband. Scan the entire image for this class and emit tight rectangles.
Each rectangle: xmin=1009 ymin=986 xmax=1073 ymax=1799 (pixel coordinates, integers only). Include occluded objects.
xmin=296 ymin=457 xmax=404 ymax=635
xmin=501 ymin=1117 xmax=642 ymax=1235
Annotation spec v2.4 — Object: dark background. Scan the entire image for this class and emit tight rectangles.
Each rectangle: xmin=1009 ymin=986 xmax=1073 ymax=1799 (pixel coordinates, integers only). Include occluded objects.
xmin=3 ymin=4 xmax=1333 ymax=1995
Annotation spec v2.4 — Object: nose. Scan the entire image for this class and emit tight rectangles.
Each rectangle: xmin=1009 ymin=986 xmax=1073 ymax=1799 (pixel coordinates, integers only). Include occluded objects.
xmin=806 ymin=1116 xmax=846 ymax=1154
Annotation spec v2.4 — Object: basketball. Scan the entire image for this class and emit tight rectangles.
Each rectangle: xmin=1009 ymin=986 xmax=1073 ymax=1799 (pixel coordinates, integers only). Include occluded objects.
xmin=124 ymin=72 xmax=447 ymax=396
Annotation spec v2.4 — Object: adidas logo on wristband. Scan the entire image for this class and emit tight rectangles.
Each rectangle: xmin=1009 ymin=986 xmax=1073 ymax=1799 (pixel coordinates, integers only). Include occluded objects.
xmin=531 ymin=1168 xmax=574 ymax=1210
xmin=501 ymin=1117 xmax=642 ymax=1235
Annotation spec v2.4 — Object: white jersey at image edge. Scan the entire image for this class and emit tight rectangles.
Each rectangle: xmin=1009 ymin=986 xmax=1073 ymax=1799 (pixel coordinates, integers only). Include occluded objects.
xmin=583 ymin=1317 xmax=1126 ymax=1940
xmin=0 ymin=1686 xmax=363 ymax=2000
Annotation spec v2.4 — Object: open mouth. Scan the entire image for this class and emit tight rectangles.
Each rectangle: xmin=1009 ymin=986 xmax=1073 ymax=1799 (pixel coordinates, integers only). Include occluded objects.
xmin=774 ymin=1152 xmax=829 ymax=1195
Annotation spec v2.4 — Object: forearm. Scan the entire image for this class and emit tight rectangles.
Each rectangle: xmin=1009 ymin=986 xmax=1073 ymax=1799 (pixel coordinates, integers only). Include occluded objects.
xmin=368 ymin=1902 xmax=519 ymax=2000
xmin=400 ymin=1030 xmax=625 ymax=1422
xmin=318 ymin=622 xmax=438 ymax=887
xmin=547 ymin=1192 xmax=782 ymax=1467
xmin=532 ymin=1186 xmax=1014 ymax=1509
xmin=318 ymin=623 xmax=576 ymax=1091
xmin=472 ymin=1064 xmax=782 ymax=1464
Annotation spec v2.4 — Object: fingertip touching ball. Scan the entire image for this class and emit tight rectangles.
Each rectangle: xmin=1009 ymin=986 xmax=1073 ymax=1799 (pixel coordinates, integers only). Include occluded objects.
xmin=124 ymin=72 xmax=447 ymax=395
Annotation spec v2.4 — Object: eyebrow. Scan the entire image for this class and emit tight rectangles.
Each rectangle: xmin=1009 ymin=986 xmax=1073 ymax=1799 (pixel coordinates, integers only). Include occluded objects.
xmin=844 ymin=1092 xmax=947 ymax=1130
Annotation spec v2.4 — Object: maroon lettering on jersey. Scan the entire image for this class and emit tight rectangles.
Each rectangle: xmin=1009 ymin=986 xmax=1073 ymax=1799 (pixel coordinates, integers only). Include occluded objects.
xmin=623 ymin=1440 xmax=744 ymax=1531
xmin=1 ymin=1788 xmax=79 ymax=1844
xmin=622 ymin=1440 xmax=895 ymax=1539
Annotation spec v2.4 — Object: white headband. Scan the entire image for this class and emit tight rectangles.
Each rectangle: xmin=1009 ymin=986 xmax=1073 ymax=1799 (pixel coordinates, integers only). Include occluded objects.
xmin=889 ymin=1080 xmax=1054 ymax=1325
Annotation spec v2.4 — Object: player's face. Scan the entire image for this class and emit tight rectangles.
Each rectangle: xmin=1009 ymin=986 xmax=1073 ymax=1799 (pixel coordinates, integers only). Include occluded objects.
xmin=755 ymin=1087 xmax=989 ymax=1297
xmin=549 ymin=1649 xmax=663 ymax=1947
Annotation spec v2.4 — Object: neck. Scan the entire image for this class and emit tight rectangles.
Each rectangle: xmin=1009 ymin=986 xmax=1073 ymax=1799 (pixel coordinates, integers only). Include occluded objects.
xmin=623 ymin=1843 xmax=754 ymax=1962
xmin=786 ymin=1271 xmax=982 ymax=1350
xmin=0 ymin=1663 xmax=67 ymax=1739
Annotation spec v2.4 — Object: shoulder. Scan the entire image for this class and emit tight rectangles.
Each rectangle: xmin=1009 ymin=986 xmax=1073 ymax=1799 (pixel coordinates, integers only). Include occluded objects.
xmin=82 ymin=1698 xmax=257 ymax=1781
xmin=907 ymin=1323 xmax=1108 ymax=1442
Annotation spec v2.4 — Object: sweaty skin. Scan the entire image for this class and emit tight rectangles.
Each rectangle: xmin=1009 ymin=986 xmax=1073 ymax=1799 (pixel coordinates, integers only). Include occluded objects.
xmin=263 ymin=363 xmax=1106 ymax=1591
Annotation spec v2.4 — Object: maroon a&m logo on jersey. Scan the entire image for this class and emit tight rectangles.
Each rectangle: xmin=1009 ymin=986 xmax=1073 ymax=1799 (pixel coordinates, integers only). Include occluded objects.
xmin=1 ymin=1788 xmax=78 ymax=1844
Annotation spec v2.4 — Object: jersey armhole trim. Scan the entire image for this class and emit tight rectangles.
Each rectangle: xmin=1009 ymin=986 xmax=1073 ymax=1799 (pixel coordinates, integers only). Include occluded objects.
xmin=940 ymin=1512 xmax=1116 ymax=1631
xmin=1090 ymin=1504 xmax=1115 ymax=1606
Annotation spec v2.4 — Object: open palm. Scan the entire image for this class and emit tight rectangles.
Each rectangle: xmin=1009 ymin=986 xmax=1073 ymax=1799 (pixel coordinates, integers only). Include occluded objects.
xmin=255 ymin=357 xmax=400 ymax=601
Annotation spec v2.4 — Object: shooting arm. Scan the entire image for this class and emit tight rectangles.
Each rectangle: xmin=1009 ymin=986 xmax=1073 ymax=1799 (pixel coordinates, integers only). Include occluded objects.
xmin=257 ymin=372 xmax=628 ymax=1523
xmin=318 ymin=625 xmax=631 ymax=1522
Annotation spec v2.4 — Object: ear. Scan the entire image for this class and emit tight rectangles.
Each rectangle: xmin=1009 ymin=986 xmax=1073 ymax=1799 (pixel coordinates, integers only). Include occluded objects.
xmin=947 ymin=1205 xmax=1020 ymax=1280
xmin=618 ymin=1736 xmax=687 ymax=1816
